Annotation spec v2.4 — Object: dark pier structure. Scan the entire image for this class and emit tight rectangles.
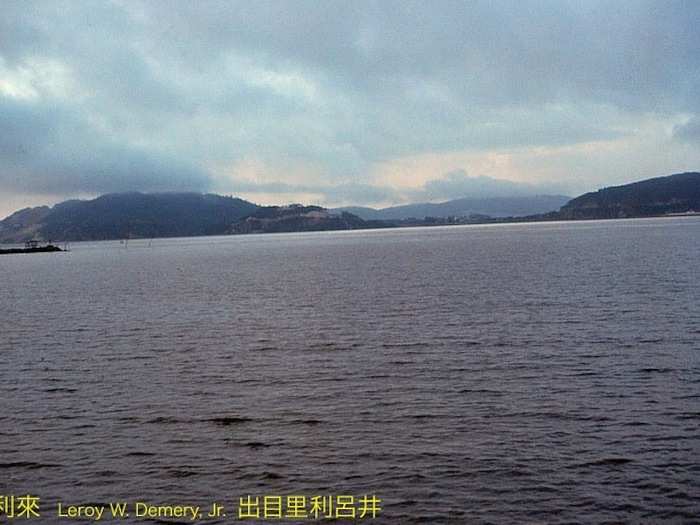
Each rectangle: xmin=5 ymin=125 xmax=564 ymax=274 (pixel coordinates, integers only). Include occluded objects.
xmin=0 ymin=240 xmax=64 ymax=255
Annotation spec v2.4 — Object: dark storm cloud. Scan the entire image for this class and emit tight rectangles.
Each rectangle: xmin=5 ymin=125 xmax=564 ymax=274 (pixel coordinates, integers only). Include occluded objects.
xmin=0 ymin=97 xmax=209 ymax=194
xmin=1 ymin=0 xmax=699 ymax=206
xmin=138 ymin=0 xmax=700 ymax=112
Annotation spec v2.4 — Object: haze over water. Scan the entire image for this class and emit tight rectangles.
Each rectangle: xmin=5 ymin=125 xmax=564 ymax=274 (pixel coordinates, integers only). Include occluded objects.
xmin=2 ymin=218 xmax=699 ymax=524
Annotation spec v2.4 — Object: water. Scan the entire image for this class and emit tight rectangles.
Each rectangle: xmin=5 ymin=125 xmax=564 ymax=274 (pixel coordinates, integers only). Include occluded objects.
xmin=1 ymin=218 xmax=699 ymax=524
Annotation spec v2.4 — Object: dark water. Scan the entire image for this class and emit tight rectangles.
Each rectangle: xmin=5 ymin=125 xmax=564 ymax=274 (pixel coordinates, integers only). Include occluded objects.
xmin=1 ymin=218 xmax=699 ymax=524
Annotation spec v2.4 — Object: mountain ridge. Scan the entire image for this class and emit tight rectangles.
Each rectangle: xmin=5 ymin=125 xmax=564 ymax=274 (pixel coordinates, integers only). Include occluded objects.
xmin=0 ymin=192 xmax=258 ymax=242
xmin=334 ymin=195 xmax=571 ymax=220
xmin=1 ymin=172 xmax=698 ymax=242
xmin=557 ymin=172 xmax=700 ymax=219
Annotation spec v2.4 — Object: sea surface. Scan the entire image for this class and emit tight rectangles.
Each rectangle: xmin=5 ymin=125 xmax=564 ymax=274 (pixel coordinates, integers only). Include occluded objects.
xmin=1 ymin=218 xmax=699 ymax=524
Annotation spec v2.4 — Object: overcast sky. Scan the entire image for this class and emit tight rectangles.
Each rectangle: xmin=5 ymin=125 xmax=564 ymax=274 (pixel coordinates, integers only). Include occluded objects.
xmin=2 ymin=0 xmax=700 ymax=217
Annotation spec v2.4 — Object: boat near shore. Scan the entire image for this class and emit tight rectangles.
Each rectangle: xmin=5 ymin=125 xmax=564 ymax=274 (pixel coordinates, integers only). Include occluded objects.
xmin=0 ymin=240 xmax=64 ymax=255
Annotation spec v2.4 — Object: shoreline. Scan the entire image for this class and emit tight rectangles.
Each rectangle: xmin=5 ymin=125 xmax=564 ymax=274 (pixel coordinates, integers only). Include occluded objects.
xmin=2 ymin=212 xmax=699 ymax=247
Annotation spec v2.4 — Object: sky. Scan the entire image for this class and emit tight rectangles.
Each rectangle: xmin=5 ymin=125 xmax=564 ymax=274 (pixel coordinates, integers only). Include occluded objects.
xmin=1 ymin=0 xmax=700 ymax=218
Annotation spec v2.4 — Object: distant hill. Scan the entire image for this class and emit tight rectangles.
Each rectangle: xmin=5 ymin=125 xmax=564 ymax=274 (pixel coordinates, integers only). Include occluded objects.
xmin=335 ymin=195 xmax=571 ymax=220
xmin=2 ymin=173 xmax=698 ymax=242
xmin=230 ymin=204 xmax=383 ymax=234
xmin=0 ymin=205 xmax=53 ymax=242
xmin=0 ymin=192 xmax=258 ymax=242
xmin=338 ymin=173 xmax=700 ymax=223
xmin=557 ymin=172 xmax=700 ymax=219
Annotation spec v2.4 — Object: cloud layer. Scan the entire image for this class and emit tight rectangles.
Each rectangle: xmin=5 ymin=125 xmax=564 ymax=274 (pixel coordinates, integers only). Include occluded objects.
xmin=1 ymin=0 xmax=700 ymax=216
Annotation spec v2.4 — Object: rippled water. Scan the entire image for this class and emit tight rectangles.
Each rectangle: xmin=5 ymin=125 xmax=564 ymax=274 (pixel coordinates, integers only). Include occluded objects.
xmin=2 ymin=218 xmax=699 ymax=524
